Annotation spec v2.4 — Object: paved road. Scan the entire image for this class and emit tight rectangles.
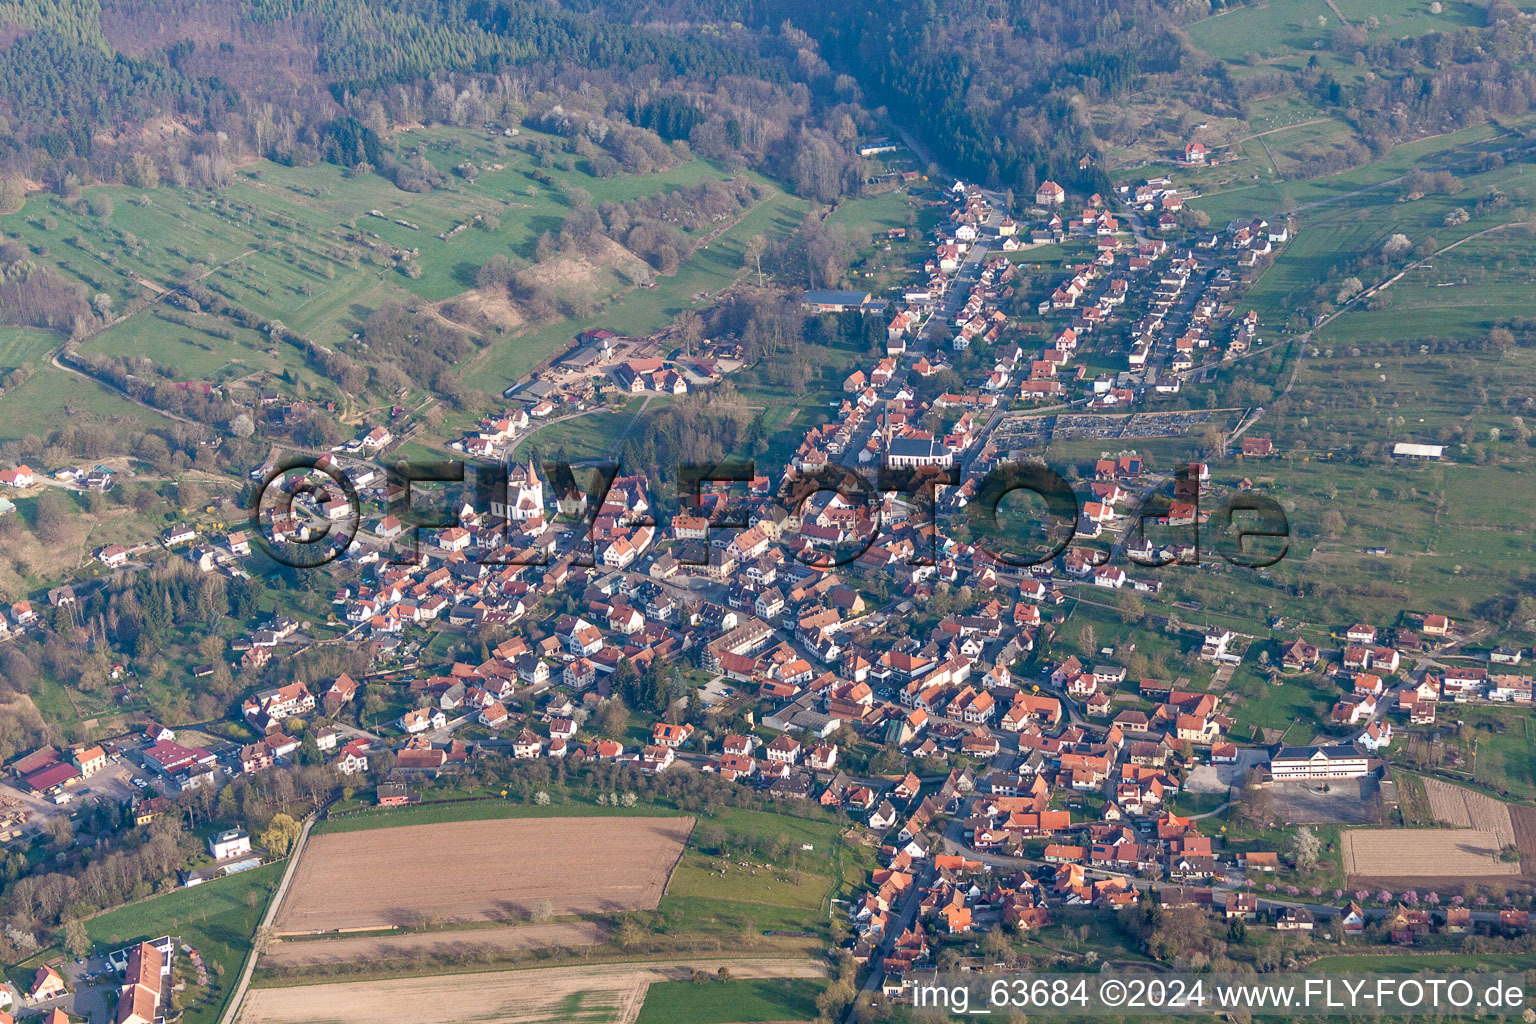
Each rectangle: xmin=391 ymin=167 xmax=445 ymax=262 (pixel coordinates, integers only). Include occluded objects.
xmin=1123 ymin=207 xmax=1151 ymax=246
xmin=217 ymin=810 xmax=320 ymax=1024
xmin=843 ymin=860 xmax=935 ymax=1024
xmin=890 ymin=123 xmax=952 ymax=183
xmin=423 ymin=712 xmax=476 ymax=743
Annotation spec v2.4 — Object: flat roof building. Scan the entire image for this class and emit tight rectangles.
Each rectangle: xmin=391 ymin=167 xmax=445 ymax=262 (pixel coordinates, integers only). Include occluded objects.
xmin=801 ymin=290 xmax=887 ymax=313
xmin=1392 ymin=442 xmax=1444 ymax=460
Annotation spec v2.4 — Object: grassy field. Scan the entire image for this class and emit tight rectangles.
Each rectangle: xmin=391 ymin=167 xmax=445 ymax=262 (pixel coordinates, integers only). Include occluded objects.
xmin=1014 ymin=916 xmax=1159 ymax=965
xmin=1047 ymin=597 xmax=1200 ymax=684
xmin=1229 ymin=671 xmax=1327 ymax=744
xmin=468 ymin=187 xmax=809 ymax=395
xmin=77 ymin=309 xmax=282 ymax=382
xmin=315 ymin=796 xmax=692 ymax=835
xmin=0 ymin=327 xmax=58 ymax=373
xmin=1461 ymin=706 xmax=1536 ymax=802
xmin=1172 ymin=790 xmax=1229 ymax=816
xmin=1317 ymin=229 xmax=1536 ymax=343
xmin=510 ymin=397 xmax=665 ymax=462
xmin=654 ymin=808 xmax=865 ymax=939
xmin=1186 ymin=0 xmax=1481 ymax=62
xmin=1213 ymin=123 xmax=1536 ymax=324
xmin=81 ymin=864 xmax=282 ymax=1024
xmin=0 ymin=362 xmax=175 ymax=442
xmin=1186 ymin=116 xmax=1515 ymax=228
xmin=1186 ymin=0 xmax=1342 ymax=62
xmin=679 ymin=808 xmax=848 ymax=877
xmin=1130 ymin=311 xmax=1536 ymax=639
xmin=663 ymin=856 xmax=831 ymax=910
xmin=1304 ymin=952 xmax=1536 ymax=972
xmin=1186 ymin=440 xmax=1536 ymax=636
xmin=825 ymin=190 xmax=918 ymax=241
xmin=634 ymin=978 xmax=826 ymax=1024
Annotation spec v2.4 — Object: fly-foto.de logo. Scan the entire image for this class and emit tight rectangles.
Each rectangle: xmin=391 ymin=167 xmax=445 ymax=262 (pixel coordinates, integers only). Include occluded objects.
xmin=246 ymin=456 xmax=1289 ymax=572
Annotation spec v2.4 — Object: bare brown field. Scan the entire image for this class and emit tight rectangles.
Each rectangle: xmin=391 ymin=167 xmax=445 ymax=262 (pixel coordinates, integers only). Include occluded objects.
xmin=440 ymin=238 xmax=650 ymax=334
xmin=1509 ymin=804 xmax=1536 ymax=873
xmin=1342 ymin=828 xmax=1521 ymax=880
xmin=239 ymin=957 xmax=827 ymax=1024
xmin=521 ymin=237 xmax=651 ymax=295
xmin=272 ymin=816 xmax=692 ymax=935
xmin=1423 ymin=777 xmax=1516 ymax=846
xmin=261 ymin=921 xmax=604 ymax=968
xmin=439 ymin=285 xmax=526 ymax=334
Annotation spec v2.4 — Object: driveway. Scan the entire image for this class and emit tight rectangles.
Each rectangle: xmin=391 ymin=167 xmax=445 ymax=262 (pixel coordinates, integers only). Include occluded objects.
xmin=67 ymin=982 xmax=112 ymax=1024
xmin=17 ymin=981 xmax=112 ymax=1024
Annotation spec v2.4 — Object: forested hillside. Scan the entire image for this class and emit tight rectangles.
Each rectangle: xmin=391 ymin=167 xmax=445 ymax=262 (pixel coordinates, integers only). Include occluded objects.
xmin=559 ymin=0 xmax=1536 ymax=191
xmin=569 ymin=0 xmax=1210 ymax=192
xmin=0 ymin=0 xmax=108 ymax=50
xmin=2 ymin=0 xmax=1534 ymax=213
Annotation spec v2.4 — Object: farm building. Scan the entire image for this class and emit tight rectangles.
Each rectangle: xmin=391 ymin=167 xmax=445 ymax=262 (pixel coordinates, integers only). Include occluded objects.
xmin=800 ymin=290 xmax=886 ymax=313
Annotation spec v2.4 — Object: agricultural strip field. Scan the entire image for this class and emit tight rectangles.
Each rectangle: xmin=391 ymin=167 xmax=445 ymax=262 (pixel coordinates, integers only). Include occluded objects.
xmin=1510 ymin=805 xmax=1536 ymax=874
xmin=239 ymin=957 xmax=828 ymax=1024
xmin=1239 ymin=146 xmax=1536 ymax=326
xmin=1395 ymin=771 xmax=1433 ymax=826
xmin=261 ymin=921 xmax=605 ymax=968
xmin=272 ymin=816 xmax=692 ymax=934
xmin=1421 ymin=777 xmax=1517 ymax=847
xmin=1342 ymin=827 xmax=1520 ymax=880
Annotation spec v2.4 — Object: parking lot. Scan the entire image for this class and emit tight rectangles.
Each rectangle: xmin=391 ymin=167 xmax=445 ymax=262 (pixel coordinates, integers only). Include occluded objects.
xmin=700 ymin=677 xmax=756 ymax=720
xmin=78 ymin=761 xmax=149 ymax=804
xmin=1269 ymin=776 xmax=1382 ymax=825
xmin=1185 ymin=746 xmax=1269 ymax=793
xmin=0 ymin=757 xmax=161 ymax=838
xmin=56 ymin=951 xmax=123 ymax=1024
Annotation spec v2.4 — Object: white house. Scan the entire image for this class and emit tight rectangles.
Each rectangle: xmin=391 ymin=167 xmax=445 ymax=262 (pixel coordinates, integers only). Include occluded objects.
xmin=1357 ymin=720 xmax=1392 ymax=752
xmin=208 ymin=829 xmax=252 ymax=860
xmin=399 ymin=708 xmax=446 ymax=734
